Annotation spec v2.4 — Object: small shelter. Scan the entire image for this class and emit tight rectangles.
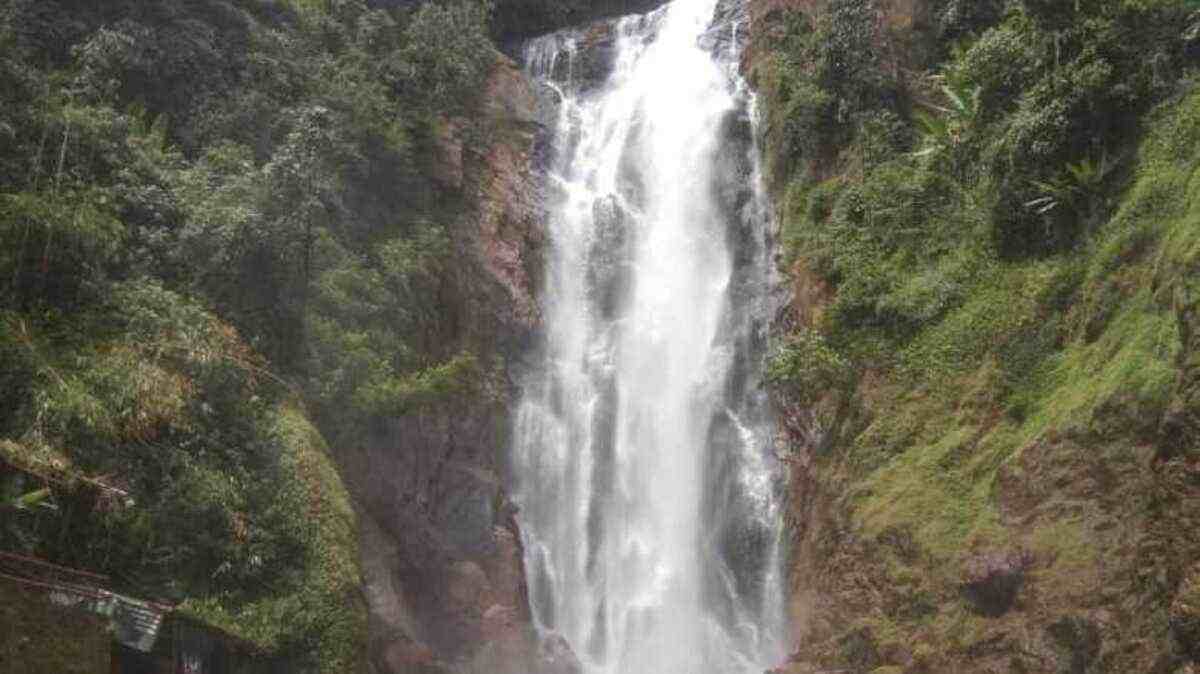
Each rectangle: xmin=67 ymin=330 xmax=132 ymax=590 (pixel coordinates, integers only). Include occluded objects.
xmin=0 ymin=550 xmax=286 ymax=674
xmin=1 ymin=455 xmax=287 ymax=674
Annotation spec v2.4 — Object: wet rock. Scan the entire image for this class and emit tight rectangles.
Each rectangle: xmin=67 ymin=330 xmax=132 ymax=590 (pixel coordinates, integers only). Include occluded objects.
xmin=354 ymin=419 xmax=535 ymax=669
xmin=712 ymin=108 xmax=756 ymax=246
xmin=379 ymin=637 xmax=440 ymax=674
xmin=960 ymin=549 xmax=1034 ymax=617
xmin=566 ymin=25 xmax=619 ymax=94
xmin=709 ymin=411 xmax=778 ymax=611
xmin=349 ymin=54 xmax=545 ymax=674
xmin=1045 ymin=616 xmax=1102 ymax=674
xmin=764 ymin=663 xmax=820 ymax=674
xmin=1172 ymin=566 xmax=1200 ymax=662
xmin=494 ymin=0 xmax=669 ymax=47
xmin=437 ymin=466 xmax=500 ymax=558
xmin=480 ymin=603 xmax=522 ymax=643
xmin=466 ymin=623 xmax=540 ymax=674
xmin=525 ymin=22 xmax=621 ymax=96
xmin=476 ymin=57 xmax=546 ymax=332
xmin=1159 ymin=284 xmax=1200 ymax=461
xmin=587 ymin=195 xmax=632 ymax=319
xmin=838 ymin=627 xmax=881 ymax=671
xmin=700 ymin=0 xmax=750 ymax=55
xmin=432 ymin=119 xmax=465 ymax=190
xmin=361 ymin=511 xmax=433 ymax=673
xmin=538 ymin=632 xmax=584 ymax=674
xmin=447 ymin=561 xmax=490 ymax=609
xmin=590 ymin=196 xmax=627 ymax=261
xmin=482 ymin=522 xmax=532 ymax=621
xmin=532 ymin=80 xmax=563 ymax=130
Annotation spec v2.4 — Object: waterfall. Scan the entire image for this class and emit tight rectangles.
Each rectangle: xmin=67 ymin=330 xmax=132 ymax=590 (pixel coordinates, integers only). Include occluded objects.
xmin=513 ymin=1 xmax=786 ymax=672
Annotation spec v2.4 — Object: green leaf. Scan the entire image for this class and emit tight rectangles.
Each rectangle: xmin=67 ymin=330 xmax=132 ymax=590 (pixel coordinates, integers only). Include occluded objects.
xmin=8 ymin=488 xmax=54 ymax=511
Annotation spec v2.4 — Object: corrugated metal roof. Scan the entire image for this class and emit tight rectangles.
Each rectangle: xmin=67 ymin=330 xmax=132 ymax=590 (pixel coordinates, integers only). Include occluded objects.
xmin=47 ymin=585 xmax=168 ymax=652
xmin=113 ymin=595 xmax=167 ymax=652
xmin=0 ymin=551 xmax=276 ymax=657
xmin=1 ymin=551 xmax=170 ymax=653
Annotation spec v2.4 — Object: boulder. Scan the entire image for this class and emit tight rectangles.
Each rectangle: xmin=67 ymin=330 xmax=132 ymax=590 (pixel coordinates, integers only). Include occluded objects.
xmin=350 ymin=54 xmax=546 ymax=673
xmin=587 ymin=195 xmax=632 ymax=319
xmin=1172 ymin=566 xmax=1200 ymax=662
xmin=494 ymin=0 xmax=669 ymax=46
xmin=960 ymin=549 xmax=1034 ymax=617
xmin=538 ymin=631 xmax=584 ymax=674
xmin=1044 ymin=616 xmax=1102 ymax=674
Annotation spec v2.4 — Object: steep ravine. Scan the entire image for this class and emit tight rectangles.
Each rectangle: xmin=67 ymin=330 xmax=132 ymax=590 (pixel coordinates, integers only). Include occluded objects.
xmin=376 ymin=2 xmax=1200 ymax=672
xmin=366 ymin=2 xmax=796 ymax=674
xmin=9 ymin=1 xmax=1197 ymax=673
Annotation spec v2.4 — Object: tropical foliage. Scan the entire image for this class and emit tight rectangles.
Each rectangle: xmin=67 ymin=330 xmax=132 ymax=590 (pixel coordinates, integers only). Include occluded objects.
xmin=0 ymin=0 xmax=501 ymax=669
xmin=754 ymin=0 xmax=1200 ymax=669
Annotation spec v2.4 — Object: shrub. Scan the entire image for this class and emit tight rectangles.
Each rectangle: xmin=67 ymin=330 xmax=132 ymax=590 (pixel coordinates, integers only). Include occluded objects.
xmin=768 ymin=329 xmax=855 ymax=407
xmin=760 ymin=0 xmax=903 ymax=175
xmin=388 ymin=1 xmax=496 ymax=114
xmin=958 ymin=21 xmax=1042 ymax=117
xmin=934 ymin=0 xmax=1006 ymax=39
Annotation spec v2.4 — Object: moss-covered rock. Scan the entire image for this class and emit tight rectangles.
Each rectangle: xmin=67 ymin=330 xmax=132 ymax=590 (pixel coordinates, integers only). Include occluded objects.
xmin=960 ymin=549 xmax=1033 ymax=617
xmin=1173 ymin=567 xmax=1200 ymax=663
xmin=1045 ymin=615 xmax=1102 ymax=674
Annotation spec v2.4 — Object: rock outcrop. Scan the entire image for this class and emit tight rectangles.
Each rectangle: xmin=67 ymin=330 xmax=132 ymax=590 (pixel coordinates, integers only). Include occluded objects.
xmin=492 ymin=0 xmax=669 ymax=47
xmin=1173 ymin=567 xmax=1200 ymax=664
xmin=959 ymin=549 xmax=1034 ymax=617
xmin=352 ymin=5 xmax=757 ymax=668
xmin=349 ymin=54 xmax=547 ymax=674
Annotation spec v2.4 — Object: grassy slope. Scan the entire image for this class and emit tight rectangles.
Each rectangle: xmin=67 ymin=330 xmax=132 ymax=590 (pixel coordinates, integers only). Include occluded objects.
xmin=753 ymin=1 xmax=1200 ymax=671
xmin=840 ymin=90 xmax=1200 ymax=671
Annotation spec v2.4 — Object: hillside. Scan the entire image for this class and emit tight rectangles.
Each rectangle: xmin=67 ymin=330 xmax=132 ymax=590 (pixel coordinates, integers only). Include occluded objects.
xmin=0 ymin=0 xmax=538 ymax=671
xmin=747 ymin=0 xmax=1200 ymax=671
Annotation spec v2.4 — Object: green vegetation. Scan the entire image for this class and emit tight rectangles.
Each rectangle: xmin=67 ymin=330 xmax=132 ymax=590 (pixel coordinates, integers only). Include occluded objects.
xmin=179 ymin=407 xmax=365 ymax=670
xmin=756 ymin=0 xmax=1200 ymax=670
xmin=0 ymin=0 xmax=505 ymax=669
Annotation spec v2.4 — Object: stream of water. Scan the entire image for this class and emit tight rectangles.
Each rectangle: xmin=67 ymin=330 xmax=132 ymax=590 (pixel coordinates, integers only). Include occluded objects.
xmin=512 ymin=2 xmax=786 ymax=671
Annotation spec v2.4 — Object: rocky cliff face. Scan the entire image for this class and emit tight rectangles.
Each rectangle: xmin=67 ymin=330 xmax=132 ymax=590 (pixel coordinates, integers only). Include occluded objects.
xmin=346 ymin=55 xmax=549 ymax=674
xmin=348 ymin=5 xmax=752 ymax=669
xmin=490 ymin=0 xmax=669 ymax=47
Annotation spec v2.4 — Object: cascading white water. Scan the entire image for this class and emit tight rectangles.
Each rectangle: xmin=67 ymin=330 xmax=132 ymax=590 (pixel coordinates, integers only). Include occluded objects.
xmin=513 ymin=1 xmax=786 ymax=672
